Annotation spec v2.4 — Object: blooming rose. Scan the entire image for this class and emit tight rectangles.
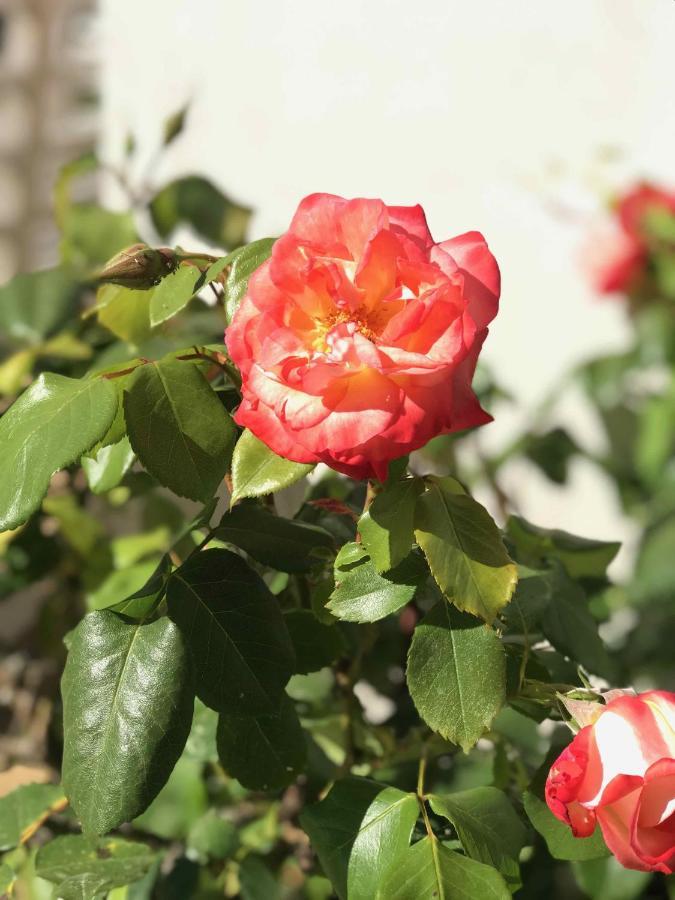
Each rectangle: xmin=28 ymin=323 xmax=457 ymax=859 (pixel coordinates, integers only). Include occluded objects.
xmin=586 ymin=183 xmax=675 ymax=294
xmin=226 ymin=194 xmax=499 ymax=480
xmin=545 ymin=690 xmax=675 ymax=874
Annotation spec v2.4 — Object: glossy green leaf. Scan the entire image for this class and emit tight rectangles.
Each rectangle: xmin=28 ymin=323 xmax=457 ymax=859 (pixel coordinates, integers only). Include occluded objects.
xmin=223 ymin=238 xmax=275 ymax=322
xmin=215 ymin=503 xmax=334 ymax=573
xmin=429 ymin=788 xmax=527 ymax=890
xmin=523 ymin=750 xmax=608 ymax=861
xmin=300 ymin=777 xmax=419 ymax=900
xmin=415 ymin=477 xmax=517 ymax=622
xmin=0 ymin=373 xmax=118 ymax=531
xmin=35 ymin=834 xmax=156 ymax=900
xmin=407 ymin=601 xmax=506 ymax=750
xmin=149 ymin=263 xmax=202 ymax=326
xmin=379 ymin=836 xmax=510 ymax=900
xmin=328 ymin=542 xmax=426 ymax=623
xmin=124 ymin=358 xmax=236 ymax=502
xmin=62 ymin=611 xmax=195 ymax=836
xmin=82 ymin=436 xmax=135 ymax=494
xmin=506 ymin=516 xmax=620 ymax=580
xmin=0 ymin=783 xmax=65 ymax=851
xmin=166 ymin=548 xmax=295 ymax=714
xmin=358 ymin=478 xmax=423 ymax=573
xmin=0 ymin=268 xmax=80 ymax=345
xmin=231 ymin=429 xmax=313 ymax=504
xmin=216 ymin=693 xmax=306 ymax=791
xmin=284 ymin=609 xmax=345 ymax=673
xmin=149 ymin=176 xmax=251 ymax=250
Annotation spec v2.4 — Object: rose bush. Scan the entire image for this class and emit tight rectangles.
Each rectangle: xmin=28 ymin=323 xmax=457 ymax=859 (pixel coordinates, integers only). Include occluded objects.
xmin=546 ymin=691 xmax=675 ymax=874
xmin=586 ymin=182 xmax=675 ymax=295
xmin=226 ymin=193 xmax=499 ymax=479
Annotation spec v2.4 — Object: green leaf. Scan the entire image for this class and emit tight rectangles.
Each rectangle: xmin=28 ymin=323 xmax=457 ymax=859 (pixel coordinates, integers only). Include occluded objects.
xmin=95 ymin=284 xmax=154 ymax=344
xmin=327 ymin=542 xmax=426 ymax=623
xmin=35 ymin=834 xmax=156 ymax=900
xmin=379 ymin=836 xmax=510 ymax=900
xmin=124 ymin=358 xmax=236 ymax=502
xmin=187 ymin=810 xmax=238 ymax=862
xmin=540 ymin=565 xmax=613 ymax=677
xmin=162 ymin=105 xmax=189 ymax=146
xmin=501 ymin=566 xmax=552 ymax=632
xmin=358 ymin=478 xmax=424 ymax=573
xmin=0 ymin=783 xmax=65 ymax=851
xmin=300 ymin=777 xmax=419 ymax=900
xmin=215 ymin=503 xmax=334 ymax=573
xmin=60 ymin=204 xmax=139 ymax=270
xmin=239 ymin=856 xmax=280 ymax=900
xmin=149 ymin=263 xmax=202 ymax=326
xmin=523 ymin=749 xmax=608 ymax=861
xmin=284 ymin=609 xmax=345 ymax=673
xmin=525 ymin=427 xmax=578 ymax=485
xmin=88 ymin=559 xmax=161 ymax=613
xmin=133 ymin=757 xmax=207 ymax=841
xmin=0 ymin=863 xmax=14 ymax=896
xmin=149 ymin=176 xmax=251 ymax=250
xmin=230 ymin=429 xmax=313 ymax=504
xmin=82 ymin=436 xmax=135 ymax=494
xmin=506 ymin=516 xmax=620 ymax=580
xmin=406 ymin=601 xmax=506 ymax=750
xmin=0 ymin=373 xmax=118 ymax=531
xmin=166 ymin=548 xmax=295 ymax=714
xmin=414 ymin=477 xmax=517 ymax=623
xmin=0 ymin=268 xmax=81 ymax=345
xmin=216 ymin=693 xmax=306 ymax=791
xmin=62 ymin=611 xmax=195 ymax=836
xmin=429 ymin=788 xmax=527 ymax=891
xmin=223 ymin=238 xmax=275 ymax=322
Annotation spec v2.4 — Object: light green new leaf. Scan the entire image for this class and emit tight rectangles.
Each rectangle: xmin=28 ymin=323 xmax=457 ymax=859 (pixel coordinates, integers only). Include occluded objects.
xmin=35 ymin=834 xmax=156 ymax=900
xmin=231 ymin=429 xmax=313 ymax=504
xmin=149 ymin=263 xmax=202 ymax=326
xmin=82 ymin=436 xmax=135 ymax=494
xmin=223 ymin=238 xmax=275 ymax=322
xmin=328 ymin=542 xmax=427 ymax=623
xmin=300 ymin=777 xmax=419 ymax=900
xmin=62 ymin=612 xmax=195 ymax=836
xmin=406 ymin=601 xmax=506 ymax=750
xmin=0 ymin=373 xmax=118 ymax=531
xmin=124 ymin=358 xmax=236 ymax=502
xmin=379 ymin=836 xmax=510 ymax=900
xmin=215 ymin=503 xmax=334 ymax=573
xmin=166 ymin=548 xmax=295 ymax=714
xmin=0 ymin=783 xmax=65 ymax=851
xmin=216 ymin=693 xmax=306 ymax=791
xmin=429 ymin=788 xmax=527 ymax=891
xmin=284 ymin=609 xmax=345 ymax=674
xmin=414 ymin=477 xmax=517 ymax=622
xmin=358 ymin=478 xmax=424 ymax=573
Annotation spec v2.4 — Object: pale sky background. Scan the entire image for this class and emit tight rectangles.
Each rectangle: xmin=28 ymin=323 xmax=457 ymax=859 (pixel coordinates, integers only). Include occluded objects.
xmin=98 ymin=0 xmax=675 ymax=576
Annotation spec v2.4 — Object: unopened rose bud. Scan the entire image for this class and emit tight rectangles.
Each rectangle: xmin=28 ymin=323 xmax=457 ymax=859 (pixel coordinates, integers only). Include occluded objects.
xmin=97 ymin=244 xmax=178 ymax=289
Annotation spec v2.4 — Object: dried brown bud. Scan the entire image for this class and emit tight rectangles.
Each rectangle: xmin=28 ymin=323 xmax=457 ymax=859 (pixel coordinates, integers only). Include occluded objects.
xmin=97 ymin=244 xmax=178 ymax=289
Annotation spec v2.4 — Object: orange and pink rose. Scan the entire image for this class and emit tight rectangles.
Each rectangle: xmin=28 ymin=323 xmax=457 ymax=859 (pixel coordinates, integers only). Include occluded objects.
xmin=546 ymin=690 xmax=675 ymax=874
xmin=226 ymin=193 xmax=499 ymax=480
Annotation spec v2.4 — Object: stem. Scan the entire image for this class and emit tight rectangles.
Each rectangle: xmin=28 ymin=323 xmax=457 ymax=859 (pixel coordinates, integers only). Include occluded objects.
xmin=417 ymin=744 xmax=428 ymax=798
xmin=174 ymin=250 xmax=220 ymax=265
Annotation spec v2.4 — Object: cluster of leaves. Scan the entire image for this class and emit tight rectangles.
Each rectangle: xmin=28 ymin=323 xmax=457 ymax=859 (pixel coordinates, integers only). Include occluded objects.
xmin=0 ymin=119 xmax=671 ymax=899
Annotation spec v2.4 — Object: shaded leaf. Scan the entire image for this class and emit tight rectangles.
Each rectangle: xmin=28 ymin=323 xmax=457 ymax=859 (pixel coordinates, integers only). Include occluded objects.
xmin=124 ymin=358 xmax=236 ymax=502
xmin=284 ymin=609 xmax=345 ymax=674
xmin=415 ymin=477 xmax=517 ymax=622
xmin=62 ymin=612 xmax=194 ymax=835
xmin=166 ymin=548 xmax=295 ymax=714
xmin=187 ymin=810 xmax=238 ymax=862
xmin=506 ymin=516 xmax=620 ymax=580
xmin=60 ymin=204 xmax=139 ymax=270
xmin=0 ymin=268 xmax=81 ymax=345
xmin=0 ymin=373 xmax=118 ymax=531
xmin=406 ymin=601 xmax=506 ymax=750
xmin=217 ymin=693 xmax=306 ymax=791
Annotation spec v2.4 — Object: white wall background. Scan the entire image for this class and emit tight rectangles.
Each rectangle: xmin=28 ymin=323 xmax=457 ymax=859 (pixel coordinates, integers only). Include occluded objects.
xmin=98 ymin=0 xmax=675 ymax=576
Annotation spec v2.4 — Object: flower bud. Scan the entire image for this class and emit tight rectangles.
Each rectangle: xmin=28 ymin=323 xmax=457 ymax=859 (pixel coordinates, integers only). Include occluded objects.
xmin=97 ymin=244 xmax=178 ymax=289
